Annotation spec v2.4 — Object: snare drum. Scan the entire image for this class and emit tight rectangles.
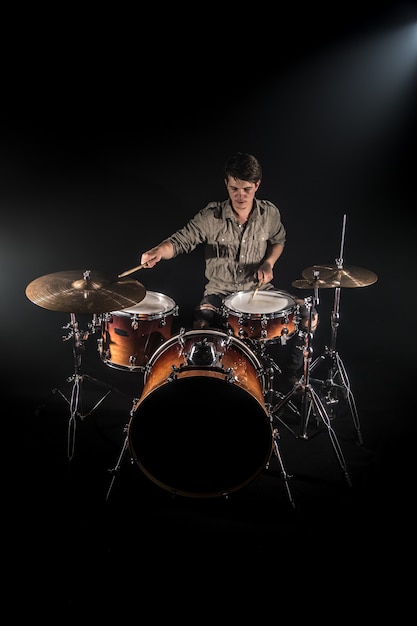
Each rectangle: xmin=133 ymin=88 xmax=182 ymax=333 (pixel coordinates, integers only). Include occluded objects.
xmin=222 ymin=290 xmax=298 ymax=344
xmin=98 ymin=291 xmax=178 ymax=371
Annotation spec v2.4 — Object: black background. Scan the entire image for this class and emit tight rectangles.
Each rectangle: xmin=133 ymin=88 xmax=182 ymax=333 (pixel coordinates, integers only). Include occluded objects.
xmin=3 ymin=2 xmax=417 ymax=615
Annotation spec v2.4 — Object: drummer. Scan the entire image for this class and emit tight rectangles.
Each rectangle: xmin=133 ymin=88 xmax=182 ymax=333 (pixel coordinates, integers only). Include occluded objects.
xmin=140 ymin=152 xmax=318 ymax=391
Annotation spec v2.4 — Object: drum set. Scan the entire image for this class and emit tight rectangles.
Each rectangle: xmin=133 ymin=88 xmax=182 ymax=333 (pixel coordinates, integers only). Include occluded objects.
xmin=25 ymin=253 xmax=378 ymax=506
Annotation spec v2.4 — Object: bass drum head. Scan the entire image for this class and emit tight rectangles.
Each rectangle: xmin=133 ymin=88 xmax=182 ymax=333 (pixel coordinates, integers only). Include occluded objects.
xmin=128 ymin=376 xmax=272 ymax=498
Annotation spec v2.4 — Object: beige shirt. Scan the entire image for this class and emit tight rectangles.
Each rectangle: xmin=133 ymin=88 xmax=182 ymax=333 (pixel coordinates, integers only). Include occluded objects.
xmin=168 ymin=198 xmax=286 ymax=296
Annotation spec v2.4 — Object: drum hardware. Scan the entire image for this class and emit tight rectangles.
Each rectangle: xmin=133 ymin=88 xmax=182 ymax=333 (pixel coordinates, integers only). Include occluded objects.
xmin=105 ymin=328 xmax=296 ymax=507
xmin=25 ymin=269 xmax=145 ymax=460
xmin=301 ymin=215 xmax=378 ymax=446
xmin=270 ymin=292 xmax=353 ymax=488
xmin=261 ymin=352 xmax=300 ymax=421
xmin=32 ymin=313 xmax=132 ymax=461
xmin=249 ymin=339 xmax=300 ymax=420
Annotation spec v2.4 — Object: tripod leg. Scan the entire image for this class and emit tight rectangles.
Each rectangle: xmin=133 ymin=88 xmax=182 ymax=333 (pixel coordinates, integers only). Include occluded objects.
xmin=67 ymin=375 xmax=82 ymax=461
xmin=272 ymin=426 xmax=296 ymax=508
xmin=333 ymin=353 xmax=363 ymax=446
xmin=106 ymin=427 xmax=130 ymax=501
xmin=306 ymin=385 xmax=352 ymax=487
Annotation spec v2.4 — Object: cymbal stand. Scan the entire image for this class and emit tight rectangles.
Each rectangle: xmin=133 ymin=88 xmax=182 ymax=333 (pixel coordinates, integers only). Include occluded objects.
xmin=36 ymin=313 xmax=128 ymax=461
xmin=270 ymin=295 xmax=352 ymax=488
xmin=309 ymin=215 xmax=363 ymax=446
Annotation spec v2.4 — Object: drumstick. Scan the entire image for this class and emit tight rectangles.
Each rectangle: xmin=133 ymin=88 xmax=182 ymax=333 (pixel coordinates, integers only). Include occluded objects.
xmin=251 ymin=280 xmax=262 ymax=300
xmin=118 ymin=262 xmax=148 ymax=278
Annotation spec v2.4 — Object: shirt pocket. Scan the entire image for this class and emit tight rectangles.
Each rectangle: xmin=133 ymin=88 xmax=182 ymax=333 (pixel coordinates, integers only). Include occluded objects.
xmin=209 ymin=230 xmax=239 ymax=259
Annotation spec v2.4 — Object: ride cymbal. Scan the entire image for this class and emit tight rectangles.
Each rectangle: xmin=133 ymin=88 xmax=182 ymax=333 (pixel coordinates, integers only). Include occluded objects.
xmin=302 ymin=264 xmax=378 ymax=288
xmin=292 ymin=278 xmax=340 ymax=289
xmin=25 ymin=269 xmax=146 ymax=313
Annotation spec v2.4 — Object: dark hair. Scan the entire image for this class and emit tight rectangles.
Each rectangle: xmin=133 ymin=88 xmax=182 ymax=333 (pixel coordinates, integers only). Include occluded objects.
xmin=224 ymin=152 xmax=262 ymax=183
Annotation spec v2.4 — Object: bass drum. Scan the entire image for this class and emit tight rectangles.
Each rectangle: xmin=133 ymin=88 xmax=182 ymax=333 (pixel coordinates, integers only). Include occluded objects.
xmin=128 ymin=329 xmax=272 ymax=498
xmin=223 ymin=289 xmax=298 ymax=344
xmin=99 ymin=291 xmax=178 ymax=371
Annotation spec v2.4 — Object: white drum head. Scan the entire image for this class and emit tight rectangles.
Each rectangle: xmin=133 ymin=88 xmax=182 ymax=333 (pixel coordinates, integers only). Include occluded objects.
xmin=224 ymin=290 xmax=295 ymax=315
xmin=116 ymin=291 xmax=176 ymax=316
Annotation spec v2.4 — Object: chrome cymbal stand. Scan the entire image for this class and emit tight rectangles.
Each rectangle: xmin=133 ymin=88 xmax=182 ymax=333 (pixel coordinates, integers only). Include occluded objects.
xmin=270 ymin=295 xmax=352 ymax=488
xmin=309 ymin=215 xmax=363 ymax=446
xmin=36 ymin=313 xmax=128 ymax=461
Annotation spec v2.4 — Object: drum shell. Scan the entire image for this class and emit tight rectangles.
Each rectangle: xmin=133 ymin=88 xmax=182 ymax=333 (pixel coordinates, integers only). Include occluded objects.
xmin=128 ymin=330 xmax=272 ymax=498
xmin=99 ymin=291 xmax=177 ymax=371
xmin=223 ymin=290 xmax=298 ymax=343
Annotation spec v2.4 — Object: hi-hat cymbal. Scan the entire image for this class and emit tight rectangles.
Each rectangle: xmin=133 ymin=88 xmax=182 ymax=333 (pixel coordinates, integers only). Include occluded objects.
xmin=292 ymin=278 xmax=340 ymax=290
xmin=302 ymin=264 xmax=378 ymax=288
xmin=25 ymin=269 xmax=146 ymax=313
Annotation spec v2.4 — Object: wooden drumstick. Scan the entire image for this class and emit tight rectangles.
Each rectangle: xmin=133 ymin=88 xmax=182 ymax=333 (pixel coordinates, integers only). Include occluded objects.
xmin=118 ymin=262 xmax=148 ymax=278
xmin=251 ymin=279 xmax=263 ymax=300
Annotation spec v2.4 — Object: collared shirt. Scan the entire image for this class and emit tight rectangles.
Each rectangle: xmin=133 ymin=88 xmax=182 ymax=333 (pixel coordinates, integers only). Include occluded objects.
xmin=168 ymin=198 xmax=286 ymax=296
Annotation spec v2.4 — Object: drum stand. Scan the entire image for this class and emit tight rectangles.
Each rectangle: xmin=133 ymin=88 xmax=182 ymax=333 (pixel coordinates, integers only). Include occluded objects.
xmin=245 ymin=341 xmax=297 ymax=508
xmin=35 ymin=313 xmax=129 ymax=461
xmin=270 ymin=296 xmax=352 ymax=488
xmin=106 ymin=415 xmax=134 ymax=501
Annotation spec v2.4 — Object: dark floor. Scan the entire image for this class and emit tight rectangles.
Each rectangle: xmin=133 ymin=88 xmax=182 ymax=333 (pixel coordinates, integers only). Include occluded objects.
xmin=10 ymin=309 xmax=415 ymax=614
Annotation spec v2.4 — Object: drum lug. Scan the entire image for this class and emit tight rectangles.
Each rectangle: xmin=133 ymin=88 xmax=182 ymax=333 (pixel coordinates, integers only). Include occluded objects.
xmin=280 ymin=335 xmax=288 ymax=345
xmin=167 ymin=365 xmax=180 ymax=382
xmin=160 ymin=316 xmax=167 ymax=328
xmin=225 ymin=367 xmax=235 ymax=383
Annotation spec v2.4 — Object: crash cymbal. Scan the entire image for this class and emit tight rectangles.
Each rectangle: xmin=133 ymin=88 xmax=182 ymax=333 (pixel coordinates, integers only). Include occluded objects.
xmin=292 ymin=278 xmax=341 ymax=290
xmin=302 ymin=264 xmax=378 ymax=288
xmin=25 ymin=269 xmax=146 ymax=313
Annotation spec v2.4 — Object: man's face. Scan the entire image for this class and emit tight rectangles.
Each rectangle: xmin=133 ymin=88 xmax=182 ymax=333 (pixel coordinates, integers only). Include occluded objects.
xmin=225 ymin=177 xmax=261 ymax=212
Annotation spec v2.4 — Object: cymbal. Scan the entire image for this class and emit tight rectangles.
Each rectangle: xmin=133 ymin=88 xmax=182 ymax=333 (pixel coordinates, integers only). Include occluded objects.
xmin=292 ymin=278 xmax=341 ymax=290
xmin=302 ymin=264 xmax=378 ymax=288
xmin=25 ymin=269 xmax=146 ymax=314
